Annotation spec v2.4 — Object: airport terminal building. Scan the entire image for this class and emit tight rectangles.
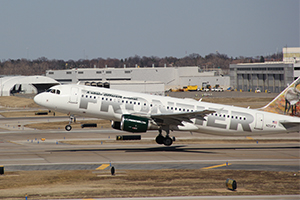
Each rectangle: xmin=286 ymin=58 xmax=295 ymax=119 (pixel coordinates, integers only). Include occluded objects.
xmin=46 ymin=66 xmax=230 ymax=94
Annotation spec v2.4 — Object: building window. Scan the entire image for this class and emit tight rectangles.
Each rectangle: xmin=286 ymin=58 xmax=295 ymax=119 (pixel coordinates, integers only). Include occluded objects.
xmin=106 ymin=71 xmax=112 ymax=74
xmin=268 ymin=67 xmax=284 ymax=71
xmin=252 ymin=68 xmax=266 ymax=71
xmin=48 ymin=72 xmax=54 ymax=74
xmin=78 ymin=71 xmax=83 ymax=74
xmin=96 ymin=71 xmax=102 ymax=74
xmin=237 ymin=68 xmax=251 ymax=71
xmin=125 ymin=70 xmax=131 ymax=74
xmin=66 ymin=71 xmax=72 ymax=74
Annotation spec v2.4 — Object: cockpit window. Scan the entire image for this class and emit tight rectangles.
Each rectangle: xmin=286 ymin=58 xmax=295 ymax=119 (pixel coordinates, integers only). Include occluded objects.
xmin=46 ymin=88 xmax=60 ymax=94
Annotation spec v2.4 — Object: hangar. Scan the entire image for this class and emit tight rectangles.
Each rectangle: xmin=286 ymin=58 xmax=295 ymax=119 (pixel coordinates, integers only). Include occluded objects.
xmin=230 ymin=47 xmax=300 ymax=93
xmin=0 ymin=76 xmax=59 ymax=96
xmin=229 ymin=62 xmax=294 ymax=93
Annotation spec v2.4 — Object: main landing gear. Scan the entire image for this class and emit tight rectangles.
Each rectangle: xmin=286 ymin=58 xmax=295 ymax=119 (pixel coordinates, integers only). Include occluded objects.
xmin=65 ymin=115 xmax=76 ymax=131
xmin=155 ymin=128 xmax=175 ymax=146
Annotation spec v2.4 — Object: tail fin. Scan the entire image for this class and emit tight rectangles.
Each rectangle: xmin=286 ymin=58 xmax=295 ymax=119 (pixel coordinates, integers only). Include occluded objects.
xmin=261 ymin=77 xmax=300 ymax=117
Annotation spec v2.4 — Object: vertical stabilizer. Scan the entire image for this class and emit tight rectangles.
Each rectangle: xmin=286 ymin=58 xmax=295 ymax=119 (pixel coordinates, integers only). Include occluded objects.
xmin=261 ymin=77 xmax=300 ymax=117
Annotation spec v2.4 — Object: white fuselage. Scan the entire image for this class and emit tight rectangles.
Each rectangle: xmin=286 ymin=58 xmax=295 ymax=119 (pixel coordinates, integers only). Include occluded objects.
xmin=34 ymin=84 xmax=300 ymax=136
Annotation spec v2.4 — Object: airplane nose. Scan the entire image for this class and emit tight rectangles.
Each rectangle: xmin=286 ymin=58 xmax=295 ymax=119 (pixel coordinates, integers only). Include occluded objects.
xmin=33 ymin=93 xmax=43 ymax=106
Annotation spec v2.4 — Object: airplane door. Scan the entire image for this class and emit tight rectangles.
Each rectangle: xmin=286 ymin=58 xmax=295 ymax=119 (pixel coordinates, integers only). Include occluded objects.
xmin=69 ymin=87 xmax=79 ymax=103
xmin=255 ymin=113 xmax=264 ymax=130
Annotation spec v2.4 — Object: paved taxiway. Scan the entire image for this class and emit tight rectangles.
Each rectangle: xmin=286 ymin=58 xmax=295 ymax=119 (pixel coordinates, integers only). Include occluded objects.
xmin=0 ymin=122 xmax=299 ymax=172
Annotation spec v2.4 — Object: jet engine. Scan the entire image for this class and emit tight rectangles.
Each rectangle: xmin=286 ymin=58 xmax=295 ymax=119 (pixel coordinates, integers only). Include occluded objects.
xmin=111 ymin=114 xmax=150 ymax=133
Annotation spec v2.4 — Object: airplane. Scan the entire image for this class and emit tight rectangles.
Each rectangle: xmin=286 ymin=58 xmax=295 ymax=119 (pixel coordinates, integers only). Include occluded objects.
xmin=33 ymin=77 xmax=300 ymax=146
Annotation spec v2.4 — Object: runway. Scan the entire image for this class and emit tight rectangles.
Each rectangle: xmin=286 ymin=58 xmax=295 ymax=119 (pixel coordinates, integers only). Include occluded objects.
xmin=0 ymin=125 xmax=299 ymax=172
xmin=0 ymin=117 xmax=299 ymax=199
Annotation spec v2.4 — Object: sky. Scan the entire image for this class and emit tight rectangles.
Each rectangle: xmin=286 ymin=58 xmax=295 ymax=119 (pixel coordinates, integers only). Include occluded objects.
xmin=0 ymin=0 xmax=299 ymax=61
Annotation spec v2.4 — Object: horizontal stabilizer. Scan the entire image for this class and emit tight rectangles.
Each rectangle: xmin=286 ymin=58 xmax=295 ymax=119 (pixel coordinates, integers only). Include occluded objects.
xmin=280 ymin=121 xmax=300 ymax=132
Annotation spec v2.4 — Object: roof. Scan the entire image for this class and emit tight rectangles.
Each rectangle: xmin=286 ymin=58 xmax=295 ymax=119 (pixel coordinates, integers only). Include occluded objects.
xmin=0 ymin=76 xmax=59 ymax=96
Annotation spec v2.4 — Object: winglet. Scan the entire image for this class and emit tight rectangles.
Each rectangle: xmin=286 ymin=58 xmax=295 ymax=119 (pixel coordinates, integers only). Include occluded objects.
xmin=260 ymin=77 xmax=300 ymax=117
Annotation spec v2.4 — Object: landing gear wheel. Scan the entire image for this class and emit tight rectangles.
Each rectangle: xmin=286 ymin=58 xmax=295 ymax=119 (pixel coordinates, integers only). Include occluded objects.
xmin=163 ymin=136 xmax=173 ymax=146
xmin=155 ymin=134 xmax=164 ymax=145
xmin=65 ymin=125 xmax=72 ymax=131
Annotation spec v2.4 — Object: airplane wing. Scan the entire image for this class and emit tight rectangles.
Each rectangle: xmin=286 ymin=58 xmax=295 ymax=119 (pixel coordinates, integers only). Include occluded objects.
xmin=150 ymin=110 xmax=215 ymax=126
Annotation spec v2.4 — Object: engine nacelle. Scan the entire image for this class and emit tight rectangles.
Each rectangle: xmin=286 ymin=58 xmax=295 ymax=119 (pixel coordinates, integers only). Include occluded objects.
xmin=121 ymin=114 xmax=149 ymax=133
xmin=111 ymin=121 xmax=121 ymax=130
xmin=115 ymin=114 xmax=149 ymax=133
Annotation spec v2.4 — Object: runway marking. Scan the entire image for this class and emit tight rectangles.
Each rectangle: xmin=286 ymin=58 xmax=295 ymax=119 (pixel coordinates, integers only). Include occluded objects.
xmin=201 ymin=163 xmax=231 ymax=170
xmin=96 ymin=164 xmax=110 ymax=170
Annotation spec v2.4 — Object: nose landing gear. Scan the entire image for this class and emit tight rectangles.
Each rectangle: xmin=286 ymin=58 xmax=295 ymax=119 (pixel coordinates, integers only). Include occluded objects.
xmin=65 ymin=115 xmax=76 ymax=131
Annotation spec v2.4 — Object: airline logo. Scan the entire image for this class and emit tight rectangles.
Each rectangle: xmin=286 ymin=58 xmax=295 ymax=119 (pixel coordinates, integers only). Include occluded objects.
xmin=78 ymin=88 xmax=255 ymax=132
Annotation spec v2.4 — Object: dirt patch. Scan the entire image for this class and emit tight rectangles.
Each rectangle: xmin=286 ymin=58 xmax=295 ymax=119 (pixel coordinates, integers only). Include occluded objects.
xmin=0 ymin=169 xmax=298 ymax=199
xmin=25 ymin=120 xmax=112 ymax=130
xmin=201 ymin=97 xmax=273 ymax=108
xmin=0 ymin=96 xmax=39 ymax=109
xmin=0 ymin=110 xmax=67 ymax=118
